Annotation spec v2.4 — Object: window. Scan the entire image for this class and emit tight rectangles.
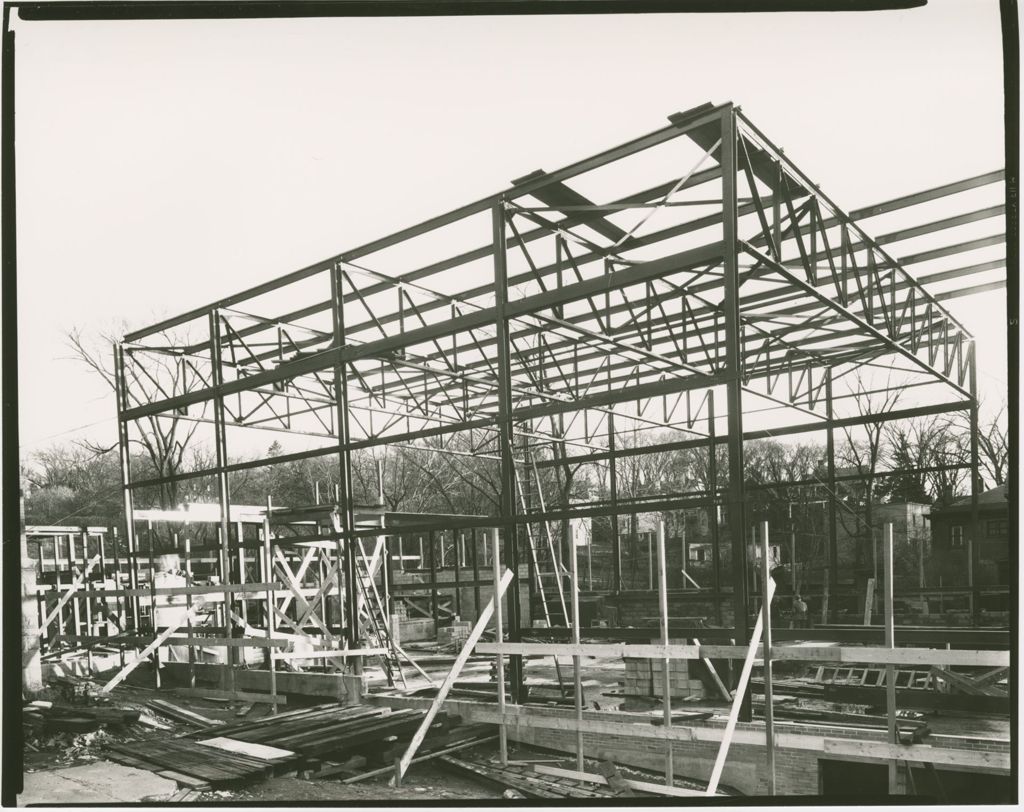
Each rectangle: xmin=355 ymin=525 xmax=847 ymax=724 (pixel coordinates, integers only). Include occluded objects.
xmin=987 ymin=519 xmax=1009 ymax=537
xmin=951 ymin=526 xmax=964 ymax=548
xmin=689 ymin=545 xmax=708 ymax=563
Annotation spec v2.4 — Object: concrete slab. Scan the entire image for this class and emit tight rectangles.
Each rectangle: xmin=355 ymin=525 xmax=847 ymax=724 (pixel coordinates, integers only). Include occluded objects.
xmin=19 ymin=760 xmax=178 ymax=806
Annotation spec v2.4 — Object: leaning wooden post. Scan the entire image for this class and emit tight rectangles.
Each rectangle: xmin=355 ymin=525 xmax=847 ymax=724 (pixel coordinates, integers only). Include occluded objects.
xmin=760 ymin=520 xmax=776 ymax=796
xmin=706 ymin=575 xmax=776 ymax=796
xmin=569 ymin=520 xmax=583 ymax=771
xmin=884 ymin=522 xmax=898 ymax=794
xmin=491 ymin=528 xmax=508 ymax=764
xmin=656 ymin=519 xmax=674 ymax=786
xmin=392 ymin=567 xmax=514 ymax=784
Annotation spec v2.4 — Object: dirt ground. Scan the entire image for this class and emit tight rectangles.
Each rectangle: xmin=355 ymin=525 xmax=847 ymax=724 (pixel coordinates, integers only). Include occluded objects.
xmin=203 ymin=765 xmax=507 ymax=802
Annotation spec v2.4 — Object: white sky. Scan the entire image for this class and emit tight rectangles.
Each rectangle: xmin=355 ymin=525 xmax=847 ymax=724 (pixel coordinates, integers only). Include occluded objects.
xmin=12 ymin=1 xmax=1009 ymax=458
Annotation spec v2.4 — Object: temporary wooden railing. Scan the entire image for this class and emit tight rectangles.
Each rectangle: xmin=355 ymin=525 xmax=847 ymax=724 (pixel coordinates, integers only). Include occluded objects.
xmin=473 ymin=520 xmax=1011 ymax=794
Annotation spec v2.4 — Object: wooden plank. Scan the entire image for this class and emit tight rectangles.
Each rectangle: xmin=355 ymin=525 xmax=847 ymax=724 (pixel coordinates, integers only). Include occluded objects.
xmin=147 ymin=699 xmax=220 ymax=727
xmin=197 ymin=736 xmax=295 ymax=761
xmin=821 ymin=738 xmax=1010 ymax=773
xmin=863 ymin=577 xmax=876 ymax=625
xmin=172 ymin=687 xmax=287 ymax=705
xmin=271 ymin=647 xmax=386 ymax=661
xmin=760 ymin=521 xmax=776 ymax=796
xmin=883 ymin=525 xmax=898 ymax=795
xmin=162 ymin=636 xmax=290 ymax=648
xmin=491 ymin=528 xmax=509 ymax=765
xmin=655 ymin=519 xmax=673 ymax=786
xmin=154 ymin=770 xmax=212 ymax=791
xmin=972 ymin=666 xmax=1009 ymax=689
xmin=474 ymin=642 xmax=1009 ymax=668
xmin=533 ymin=764 xmax=705 ymax=798
xmin=71 ymin=582 xmax=282 ymax=599
xmin=929 ymin=666 xmax=1006 ymax=697
xmin=393 ymin=567 xmax=514 ymax=782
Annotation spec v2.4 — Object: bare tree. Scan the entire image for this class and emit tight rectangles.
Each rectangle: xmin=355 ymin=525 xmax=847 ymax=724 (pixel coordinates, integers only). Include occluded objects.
xmin=968 ymin=402 xmax=1009 ymax=489
xmin=66 ymin=323 xmax=210 ymax=509
xmin=837 ymin=372 xmax=902 ymax=573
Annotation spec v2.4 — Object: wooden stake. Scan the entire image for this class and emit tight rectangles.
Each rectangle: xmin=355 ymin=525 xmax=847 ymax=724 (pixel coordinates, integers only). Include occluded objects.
xmin=656 ymin=519 xmax=673 ymax=786
xmin=760 ymin=520 xmax=775 ymax=796
xmin=884 ymin=522 xmax=898 ymax=795
xmin=264 ymin=498 xmax=278 ymax=714
xmin=570 ymin=523 xmax=583 ymax=771
xmin=491 ymin=528 xmax=508 ymax=765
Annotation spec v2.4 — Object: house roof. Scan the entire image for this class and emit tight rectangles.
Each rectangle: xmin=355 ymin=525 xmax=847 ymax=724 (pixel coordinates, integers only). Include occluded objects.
xmin=951 ymin=483 xmax=1008 ymax=506
xmin=933 ymin=483 xmax=1008 ymax=515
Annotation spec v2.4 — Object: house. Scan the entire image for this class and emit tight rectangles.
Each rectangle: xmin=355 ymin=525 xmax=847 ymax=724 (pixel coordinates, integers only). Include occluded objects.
xmin=929 ymin=484 xmax=1010 ymax=586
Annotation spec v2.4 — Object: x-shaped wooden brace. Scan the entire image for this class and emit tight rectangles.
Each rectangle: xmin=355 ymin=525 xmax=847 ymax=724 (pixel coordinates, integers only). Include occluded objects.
xmin=273 ymin=548 xmax=335 ymax=641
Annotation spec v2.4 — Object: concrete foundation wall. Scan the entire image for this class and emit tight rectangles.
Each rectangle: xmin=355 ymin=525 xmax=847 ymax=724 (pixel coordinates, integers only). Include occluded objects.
xmin=369 ymin=694 xmax=1010 ymax=798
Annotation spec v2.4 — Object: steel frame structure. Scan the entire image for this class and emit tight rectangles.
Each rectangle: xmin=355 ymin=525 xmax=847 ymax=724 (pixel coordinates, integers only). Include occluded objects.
xmin=115 ymin=102 xmax=1005 ymax=701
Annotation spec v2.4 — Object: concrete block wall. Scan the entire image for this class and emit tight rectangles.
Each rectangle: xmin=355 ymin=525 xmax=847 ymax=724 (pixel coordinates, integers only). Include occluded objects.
xmin=624 ymin=656 xmax=705 ymax=698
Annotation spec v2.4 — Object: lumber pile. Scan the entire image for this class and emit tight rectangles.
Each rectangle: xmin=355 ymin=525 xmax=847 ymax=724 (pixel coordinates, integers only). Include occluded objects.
xmin=24 ymin=700 xmax=140 ymax=734
xmin=105 ymin=739 xmax=282 ymax=790
xmin=192 ymin=705 xmax=458 ymax=761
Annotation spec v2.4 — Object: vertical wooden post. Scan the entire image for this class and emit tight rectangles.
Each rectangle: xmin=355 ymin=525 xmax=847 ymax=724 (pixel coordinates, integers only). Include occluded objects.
xmin=428 ymin=531 xmax=439 ymax=630
xmin=789 ymin=503 xmax=797 ymax=596
xmin=656 ymin=520 xmax=674 ymax=786
xmin=821 ymin=566 xmax=829 ymax=626
xmin=51 ymin=537 xmax=62 ymax=644
xmin=472 ymin=529 xmax=481 ymax=618
xmin=569 ymin=520 xmax=583 ymax=771
xmin=264 ymin=498 xmax=278 ymax=714
xmin=490 ymin=528 xmax=507 ymax=764
xmin=680 ymin=526 xmax=687 ymax=589
xmin=967 ymin=536 xmax=975 ymax=620
xmin=884 ymin=522 xmax=898 ymax=794
xmin=760 ymin=520 xmax=776 ymax=796
xmin=183 ymin=530 xmax=196 ymax=690
xmin=147 ymin=521 xmax=160 ymax=688
xmin=454 ymin=533 xmax=463 ymax=619
xmin=69 ymin=535 xmax=82 ymax=645
xmin=647 ymin=532 xmax=653 ymax=590
xmin=112 ymin=527 xmax=125 ymax=669
xmin=81 ymin=531 xmax=95 ymax=675
xmin=237 ymin=520 xmax=248 ymax=627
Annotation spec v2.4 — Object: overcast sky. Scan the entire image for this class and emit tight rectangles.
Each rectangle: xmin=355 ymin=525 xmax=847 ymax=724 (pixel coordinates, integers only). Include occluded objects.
xmin=13 ymin=1 xmax=1008 ymax=459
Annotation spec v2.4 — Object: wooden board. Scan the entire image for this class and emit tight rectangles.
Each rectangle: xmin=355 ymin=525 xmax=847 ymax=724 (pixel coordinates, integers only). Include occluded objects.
xmin=172 ymin=687 xmax=286 ymax=705
xmin=475 ymin=641 xmax=1009 ymax=668
xmin=197 ymin=736 xmax=295 ymax=761
xmin=534 ymin=764 xmax=706 ymax=797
